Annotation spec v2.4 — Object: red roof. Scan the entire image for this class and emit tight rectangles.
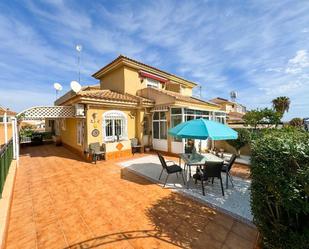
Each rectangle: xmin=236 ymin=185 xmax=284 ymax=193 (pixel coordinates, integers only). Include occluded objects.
xmin=0 ymin=107 xmax=16 ymax=116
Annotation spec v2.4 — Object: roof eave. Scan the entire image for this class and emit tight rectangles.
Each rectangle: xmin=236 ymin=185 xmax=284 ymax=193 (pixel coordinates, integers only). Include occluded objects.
xmin=92 ymin=55 xmax=197 ymax=88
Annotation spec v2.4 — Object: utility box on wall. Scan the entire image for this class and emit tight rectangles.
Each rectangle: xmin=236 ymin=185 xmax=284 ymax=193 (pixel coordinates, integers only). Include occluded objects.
xmin=75 ymin=104 xmax=85 ymax=117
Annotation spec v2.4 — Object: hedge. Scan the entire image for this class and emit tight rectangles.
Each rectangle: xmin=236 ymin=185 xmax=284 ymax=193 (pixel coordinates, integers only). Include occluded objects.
xmin=250 ymin=129 xmax=309 ymax=249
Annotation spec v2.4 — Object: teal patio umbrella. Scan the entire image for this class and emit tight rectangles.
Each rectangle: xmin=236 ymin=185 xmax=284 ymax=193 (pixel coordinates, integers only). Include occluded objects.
xmin=168 ymin=119 xmax=238 ymax=140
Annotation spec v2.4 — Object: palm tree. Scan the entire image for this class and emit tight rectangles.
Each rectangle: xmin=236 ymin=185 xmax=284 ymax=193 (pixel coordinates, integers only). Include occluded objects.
xmin=272 ymin=96 xmax=291 ymax=117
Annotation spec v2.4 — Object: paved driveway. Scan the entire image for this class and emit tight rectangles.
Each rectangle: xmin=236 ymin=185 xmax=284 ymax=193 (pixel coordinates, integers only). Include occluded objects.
xmin=5 ymin=145 xmax=257 ymax=249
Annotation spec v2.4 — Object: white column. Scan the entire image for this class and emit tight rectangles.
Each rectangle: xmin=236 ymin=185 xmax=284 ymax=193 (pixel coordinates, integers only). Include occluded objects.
xmin=11 ymin=117 xmax=19 ymax=161
xmin=4 ymin=111 xmax=7 ymax=144
xmin=181 ymin=107 xmax=185 ymax=153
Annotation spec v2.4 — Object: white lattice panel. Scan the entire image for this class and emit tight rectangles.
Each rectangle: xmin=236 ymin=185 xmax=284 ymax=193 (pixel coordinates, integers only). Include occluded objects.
xmin=18 ymin=106 xmax=75 ymax=120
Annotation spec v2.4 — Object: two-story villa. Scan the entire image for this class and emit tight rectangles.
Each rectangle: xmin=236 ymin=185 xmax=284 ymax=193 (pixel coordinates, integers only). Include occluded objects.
xmin=53 ymin=55 xmax=225 ymax=159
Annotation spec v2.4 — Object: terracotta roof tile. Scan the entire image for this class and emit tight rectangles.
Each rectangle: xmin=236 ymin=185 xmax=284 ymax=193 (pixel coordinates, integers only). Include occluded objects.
xmin=78 ymin=89 xmax=154 ymax=104
xmin=0 ymin=107 xmax=16 ymax=116
xmin=153 ymin=89 xmax=219 ymax=106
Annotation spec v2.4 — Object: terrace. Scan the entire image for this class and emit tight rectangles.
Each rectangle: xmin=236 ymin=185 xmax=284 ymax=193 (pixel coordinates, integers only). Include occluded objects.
xmin=3 ymin=145 xmax=258 ymax=249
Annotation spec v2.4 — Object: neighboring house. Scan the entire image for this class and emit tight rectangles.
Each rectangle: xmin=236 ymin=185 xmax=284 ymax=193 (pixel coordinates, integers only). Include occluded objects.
xmin=210 ymin=97 xmax=246 ymax=127
xmin=54 ymin=55 xmax=224 ymax=159
xmin=0 ymin=107 xmax=16 ymax=147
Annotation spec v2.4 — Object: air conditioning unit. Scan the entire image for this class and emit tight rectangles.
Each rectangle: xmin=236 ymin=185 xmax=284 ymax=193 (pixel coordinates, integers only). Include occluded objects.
xmin=75 ymin=104 xmax=85 ymax=117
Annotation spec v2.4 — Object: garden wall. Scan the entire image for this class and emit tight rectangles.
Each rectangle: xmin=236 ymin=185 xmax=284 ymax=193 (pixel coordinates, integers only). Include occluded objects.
xmin=214 ymin=140 xmax=251 ymax=155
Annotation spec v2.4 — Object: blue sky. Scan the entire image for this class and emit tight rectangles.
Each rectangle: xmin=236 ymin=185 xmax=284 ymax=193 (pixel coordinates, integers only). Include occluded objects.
xmin=0 ymin=0 xmax=309 ymax=120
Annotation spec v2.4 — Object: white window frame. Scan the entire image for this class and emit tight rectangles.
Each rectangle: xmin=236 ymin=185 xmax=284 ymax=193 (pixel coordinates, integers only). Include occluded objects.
xmin=152 ymin=111 xmax=167 ymax=140
xmin=102 ymin=110 xmax=128 ymax=142
xmin=146 ymin=78 xmax=160 ymax=88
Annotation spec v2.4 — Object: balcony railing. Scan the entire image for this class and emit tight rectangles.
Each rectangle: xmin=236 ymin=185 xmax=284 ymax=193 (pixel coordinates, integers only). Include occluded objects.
xmin=0 ymin=139 xmax=13 ymax=198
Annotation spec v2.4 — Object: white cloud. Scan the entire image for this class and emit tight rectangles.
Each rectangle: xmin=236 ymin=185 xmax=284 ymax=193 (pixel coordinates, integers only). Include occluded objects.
xmin=286 ymin=50 xmax=309 ymax=74
xmin=1 ymin=0 xmax=309 ymax=120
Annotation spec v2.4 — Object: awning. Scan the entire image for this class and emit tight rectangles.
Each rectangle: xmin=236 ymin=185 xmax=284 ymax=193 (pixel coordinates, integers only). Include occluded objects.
xmin=139 ymin=70 xmax=168 ymax=83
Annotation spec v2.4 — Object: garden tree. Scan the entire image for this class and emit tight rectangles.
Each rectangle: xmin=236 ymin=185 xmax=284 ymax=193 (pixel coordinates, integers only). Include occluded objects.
xmin=261 ymin=108 xmax=281 ymax=127
xmin=244 ymin=108 xmax=282 ymax=129
xmin=289 ymin=117 xmax=304 ymax=128
xmin=243 ymin=109 xmax=264 ymax=129
xmin=272 ymin=96 xmax=290 ymax=118
xmin=226 ymin=128 xmax=250 ymax=156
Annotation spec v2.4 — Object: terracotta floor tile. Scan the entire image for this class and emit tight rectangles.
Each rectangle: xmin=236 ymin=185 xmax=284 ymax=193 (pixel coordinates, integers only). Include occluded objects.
xmin=210 ymin=213 xmax=235 ymax=230
xmin=231 ymin=221 xmax=258 ymax=242
xmin=204 ymin=220 xmax=230 ymax=242
xmin=222 ymin=231 xmax=255 ymax=249
xmin=36 ymin=222 xmax=68 ymax=249
xmin=5 ymin=145 xmax=257 ymax=249
xmin=60 ymin=214 xmax=94 ymax=246
xmin=5 ymin=232 xmax=37 ymax=249
xmin=190 ymin=233 xmax=223 ymax=249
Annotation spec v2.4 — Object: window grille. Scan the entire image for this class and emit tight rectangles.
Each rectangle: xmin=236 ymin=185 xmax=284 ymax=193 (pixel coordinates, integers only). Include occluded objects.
xmin=102 ymin=111 xmax=128 ymax=142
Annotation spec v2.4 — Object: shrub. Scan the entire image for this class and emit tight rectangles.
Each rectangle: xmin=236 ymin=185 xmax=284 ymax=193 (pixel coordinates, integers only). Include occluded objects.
xmin=289 ymin=118 xmax=304 ymax=128
xmin=19 ymin=124 xmax=34 ymax=138
xmin=250 ymin=129 xmax=309 ymax=249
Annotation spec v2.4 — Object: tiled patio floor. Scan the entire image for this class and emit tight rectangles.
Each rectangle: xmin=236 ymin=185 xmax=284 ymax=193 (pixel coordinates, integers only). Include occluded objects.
xmin=119 ymin=155 xmax=252 ymax=221
xmin=5 ymin=145 xmax=258 ymax=249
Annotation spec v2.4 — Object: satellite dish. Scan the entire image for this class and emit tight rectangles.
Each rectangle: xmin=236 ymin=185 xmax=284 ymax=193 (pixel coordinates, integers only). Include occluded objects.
xmin=53 ymin=82 xmax=63 ymax=91
xmin=70 ymin=80 xmax=82 ymax=93
xmin=230 ymin=91 xmax=237 ymax=102
xmin=76 ymin=44 xmax=82 ymax=52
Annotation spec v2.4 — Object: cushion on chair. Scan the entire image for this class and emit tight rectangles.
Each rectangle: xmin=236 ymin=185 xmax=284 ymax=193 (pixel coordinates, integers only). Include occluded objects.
xmin=166 ymin=165 xmax=182 ymax=173
xmin=94 ymin=151 xmax=105 ymax=155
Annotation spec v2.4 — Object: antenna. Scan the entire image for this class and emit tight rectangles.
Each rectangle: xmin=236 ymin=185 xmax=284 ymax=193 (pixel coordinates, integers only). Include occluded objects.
xmin=76 ymin=44 xmax=82 ymax=84
xmin=70 ymin=80 xmax=82 ymax=93
xmin=230 ymin=91 xmax=237 ymax=102
xmin=53 ymin=82 xmax=63 ymax=99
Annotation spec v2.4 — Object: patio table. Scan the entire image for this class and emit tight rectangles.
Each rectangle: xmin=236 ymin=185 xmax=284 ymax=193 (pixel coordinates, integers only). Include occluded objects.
xmin=179 ymin=153 xmax=223 ymax=188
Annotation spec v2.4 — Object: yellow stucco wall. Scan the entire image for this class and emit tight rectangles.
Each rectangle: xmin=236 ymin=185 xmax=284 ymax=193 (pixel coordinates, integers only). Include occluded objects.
xmin=165 ymin=82 xmax=180 ymax=93
xmin=59 ymin=118 xmax=83 ymax=152
xmin=123 ymin=66 xmax=146 ymax=95
xmin=166 ymin=82 xmax=193 ymax=96
xmin=137 ymin=88 xmax=175 ymax=105
xmin=100 ymin=67 xmax=125 ymax=93
xmin=0 ymin=123 xmax=12 ymax=146
xmin=86 ymin=106 xmax=137 ymax=152
xmin=181 ymin=87 xmax=193 ymax=96
xmin=99 ymin=65 xmax=194 ymax=97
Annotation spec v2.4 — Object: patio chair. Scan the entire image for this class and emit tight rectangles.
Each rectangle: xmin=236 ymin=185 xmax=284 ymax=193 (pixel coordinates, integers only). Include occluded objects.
xmin=193 ymin=161 xmax=224 ymax=196
xmin=222 ymin=154 xmax=237 ymax=189
xmin=157 ymin=153 xmax=186 ymax=188
xmin=131 ymin=138 xmax=143 ymax=155
xmin=89 ymin=142 xmax=105 ymax=164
